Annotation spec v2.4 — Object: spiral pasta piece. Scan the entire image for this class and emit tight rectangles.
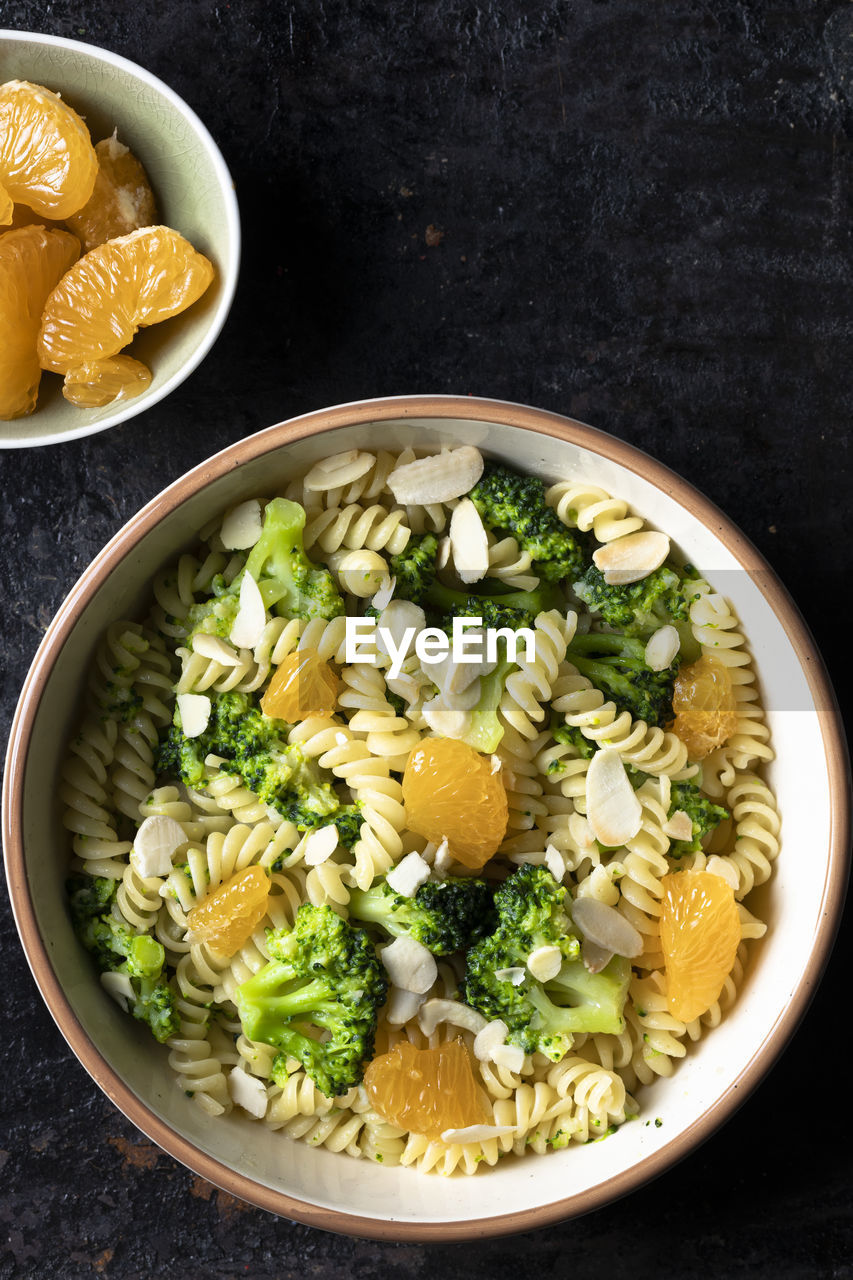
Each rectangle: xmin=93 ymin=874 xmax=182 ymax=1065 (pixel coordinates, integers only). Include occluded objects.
xmin=546 ymin=480 xmax=645 ymax=543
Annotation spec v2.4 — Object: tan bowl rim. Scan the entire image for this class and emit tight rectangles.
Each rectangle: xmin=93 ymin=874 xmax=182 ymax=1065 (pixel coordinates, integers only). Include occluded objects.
xmin=3 ymin=393 xmax=851 ymax=1239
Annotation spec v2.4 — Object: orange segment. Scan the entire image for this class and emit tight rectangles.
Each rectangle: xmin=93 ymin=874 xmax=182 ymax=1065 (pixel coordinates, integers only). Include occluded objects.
xmin=0 ymin=225 xmax=80 ymax=419
xmin=37 ymin=225 xmax=215 ymax=374
xmin=186 ymin=865 xmax=271 ymax=956
xmin=261 ymin=649 xmax=339 ymax=721
xmin=62 ymin=355 xmax=152 ymax=408
xmin=402 ymin=737 xmax=507 ymax=869
xmin=660 ymin=870 xmax=740 ymax=1022
xmin=364 ymin=1039 xmax=491 ymax=1139
xmin=65 ymin=133 xmax=158 ymax=252
xmin=0 ymin=80 xmax=98 ymax=219
xmin=671 ymin=654 xmax=738 ymax=760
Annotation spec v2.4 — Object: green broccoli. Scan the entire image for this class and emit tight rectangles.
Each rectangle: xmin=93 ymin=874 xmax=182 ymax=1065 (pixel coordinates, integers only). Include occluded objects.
xmin=462 ymin=643 xmax=517 ymax=753
xmin=667 ymin=781 xmax=729 ymax=856
xmin=347 ymin=876 xmax=496 ymax=954
xmin=425 ymin=580 xmax=562 ymax=632
xmin=566 ymin=631 xmax=677 ymax=728
xmin=552 ymin=718 xmax=596 ymax=759
xmin=388 ymin=533 xmax=438 ymax=604
xmin=461 ymin=865 xmax=630 ymax=1061
xmin=468 ymin=461 xmax=586 ymax=583
xmin=243 ymin=497 xmax=344 ymax=620
xmin=235 ymin=904 xmax=387 ymax=1097
xmin=573 ymin=563 xmax=702 ymax=661
xmin=67 ymin=874 xmax=179 ymax=1044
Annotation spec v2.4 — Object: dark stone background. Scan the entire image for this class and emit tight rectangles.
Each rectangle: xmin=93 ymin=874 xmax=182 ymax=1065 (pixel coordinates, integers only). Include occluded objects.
xmin=1 ymin=1 xmax=851 ymax=1276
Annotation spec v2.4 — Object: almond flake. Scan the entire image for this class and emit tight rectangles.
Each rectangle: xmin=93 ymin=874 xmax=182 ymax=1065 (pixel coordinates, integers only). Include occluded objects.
xmin=230 ymin=571 xmax=266 ymax=649
xmin=706 ymin=855 xmax=739 ymax=889
xmin=100 ymin=970 xmax=135 ymax=1010
xmin=440 ymin=1124 xmax=516 ymax=1144
xmin=592 ymin=530 xmax=671 ymax=585
xmin=450 ymin=498 xmax=489 ymax=583
xmin=385 ymin=986 xmax=426 ymax=1026
xmin=386 ymin=851 xmax=431 ymax=897
xmin=432 ymin=838 xmax=453 ymax=876
xmin=381 ymin=936 xmax=437 ymax=994
xmin=418 ymin=997 xmax=488 ymax=1037
xmin=375 ymin=600 xmax=425 ymax=660
xmin=663 ymin=809 xmax=695 ymax=842
xmin=473 ymin=1019 xmax=510 ymax=1062
xmin=494 ymin=967 xmax=526 ymax=985
xmin=370 ymin=574 xmax=396 ymax=610
xmin=132 ymin=814 xmax=187 ymax=877
xmin=572 ymin=897 xmax=643 ymax=958
xmin=221 ymin=499 xmax=263 ymax=550
xmin=303 ymin=825 xmax=339 ymax=866
xmin=387 ymin=446 xmax=484 ymax=506
xmin=422 ymin=698 xmax=470 ymax=739
xmin=645 ymin=624 xmax=680 ymax=672
xmin=493 ymin=1044 xmax=525 ymax=1072
xmin=304 ymin=450 xmax=374 ymax=490
xmin=586 ymin=749 xmax=643 ymax=847
xmin=490 ymin=755 xmax=502 ymax=774
xmin=176 ymin=692 xmax=211 ymax=739
xmin=191 ymin=633 xmax=244 ymax=666
xmin=544 ymin=844 xmax=566 ymax=883
xmin=527 ymin=945 xmax=562 ymax=982
xmin=582 ymin=937 xmax=614 ymax=974
xmin=228 ymin=1065 xmax=268 ymax=1118
xmin=436 ymin=536 xmax=451 ymax=569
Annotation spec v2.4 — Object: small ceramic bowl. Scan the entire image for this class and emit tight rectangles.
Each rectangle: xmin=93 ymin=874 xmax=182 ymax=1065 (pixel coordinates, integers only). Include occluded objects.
xmin=3 ymin=396 xmax=849 ymax=1238
xmin=0 ymin=29 xmax=240 ymax=448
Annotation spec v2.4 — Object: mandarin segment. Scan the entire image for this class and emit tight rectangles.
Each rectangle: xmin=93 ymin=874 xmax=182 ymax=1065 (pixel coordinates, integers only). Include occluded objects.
xmin=660 ymin=870 xmax=741 ymax=1022
xmin=37 ymin=224 xmax=215 ymax=374
xmin=65 ymin=133 xmax=159 ymax=252
xmin=364 ymin=1039 xmax=491 ymax=1139
xmin=671 ymin=654 xmax=738 ymax=760
xmin=402 ymin=737 xmax=507 ymax=869
xmin=0 ymin=225 xmax=80 ymax=419
xmin=0 ymin=80 xmax=98 ymax=219
xmin=260 ymin=648 xmax=339 ymax=721
xmin=186 ymin=865 xmax=271 ymax=957
xmin=62 ymin=354 xmax=152 ymax=408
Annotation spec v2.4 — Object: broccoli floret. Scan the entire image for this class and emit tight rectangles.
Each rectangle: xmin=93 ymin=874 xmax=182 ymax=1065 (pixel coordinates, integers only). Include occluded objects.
xmin=235 ymin=904 xmax=387 ymax=1097
xmin=389 ymin=533 xmax=438 ymax=604
xmin=573 ymin=563 xmax=702 ymax=661
xmin=329 ymin=802 xmax=363 ymax=849
xmin=347 ymin=876 xmax=496 ymax=954
xmin=468 ymin=462 xmax=586 ymax=583
xmin=461 ymin=865 xmax=630 ymax=1061
xmin=130 ymin=976 xmax=180 ymax=1044
xmin=462 ymin=644 xmax=517 ymax=753
xmin=552 ymin=719 xmax=596 ymax=759
xmin=68 ymin=874 xmax=117 ymax=929
xmin=667 ymin=781 xmax=729 ymax=856
xmin=425 ymin=580 xmax=562 ymax=632
xmin=566 ymin=631 xmax=677 ymax=728
xmin=243 ymin=497 xmax=344 ymax=621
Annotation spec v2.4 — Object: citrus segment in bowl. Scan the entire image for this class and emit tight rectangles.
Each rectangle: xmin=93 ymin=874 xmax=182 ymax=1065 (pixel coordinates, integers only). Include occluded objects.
xmin=364 ymin=1039 xmax=491 ymax=1139
xmin=37 ymin=225 xmax=215 ymax=375
xmin=62 ymin=355 xmax=153 ymax=408
xmin=402 ymin=737 xmax=508 ymax=869
xmin=0 ymin=225 xmax=80 ymax=420
xmin=660 ymin=870 xmax=741 ymax=1022
xmin=671 ymin=653 xmax=738 ymax=760
xmin=0 ymin=80 xmax=98 ymax=221
xmin=65 ymin=133 xmax=159 ymax=252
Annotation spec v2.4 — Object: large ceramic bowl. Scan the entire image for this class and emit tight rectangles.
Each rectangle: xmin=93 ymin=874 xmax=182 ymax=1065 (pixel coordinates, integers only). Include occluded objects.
xmin=3 ymin=396 xmax=849 ymax=1238
xmin=0 ymin=29 xmax=240 ymax=448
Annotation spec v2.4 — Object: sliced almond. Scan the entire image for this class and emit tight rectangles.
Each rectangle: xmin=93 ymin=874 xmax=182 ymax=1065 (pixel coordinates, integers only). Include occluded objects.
xmin=303 ymin=825 xmax=339 ymax=866
xmin=303 ymin=449 xmax=375 ymax=491
xmin=645 ymin=624 xmax=680 ymax=672
xmin=132 ymin=814 xmax=187 ymax=877
xmin=705 ymin=855 xmax=739 ymax=890
xmin=221 ymin=499 xmax=263 ymax=550
xmin=432 ymin=838 xmax=453 ymax=876
xmin=371 ymin=574 xmax=396 ymax=610
xmin=663 ymin=809 xmax=695 ymax=842
xmin=418 ymin=997 xmax=488 ymax=1037
xmin=527 ymin=945 xmax=563 ymax=982
xmin=385 ymin=986 xmax=426 ymax=1027
xmin=544 ymin=844 xmax=566 ymax=883
xmin=440 ymin=1124 xmax=516 ymax=1144
xmin=177 ymin=692 xmax=211 ymax=739
xmin=228 ymin=1065 xmax=268 ymax=1119
xmin=230 ymin=571 xmax=267 ymax=649
xmin=422 ymin=698 xmax=470 ymax=739
xmin=375 ymin=599 xmax=425 ymax=661
xmin=436 ymin=536 xmax=451 ymax=569
xmin=493 ymin=1043 xmax=526 ymax=1072
xmin=100 ymin=970 xmax=135 ymax=1010
xmin=586 ymin=749 xmax=643 ymax=847
xmin=381 ymin=936 xmax=437 ymax=994
xmin=571 ymin=896 xmax=643 ymax=958
xmin=473 ymin=1019 xmax=510 ymax=1062
xmin=581 ymin=937 xmax=614 ymax=974
xmin=494 ymin=966 xmax=526 ymax=985
xmin=450 ymin=498 xmax=489 ymax=583
xmin=191 ymin=633 xmax=244 ymax=666
xmin=386 ymin=851 xmax=431 ymax=898
xmin=592 ymin=530 xmax=671 ymax=585
xmin=387 ymin=446 xmax=484 ymax=506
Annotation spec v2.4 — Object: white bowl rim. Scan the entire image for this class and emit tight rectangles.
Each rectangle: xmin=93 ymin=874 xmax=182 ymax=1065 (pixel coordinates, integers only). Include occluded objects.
xmin=0 ymin=27 xmax=241 ymax=449
xmin=3 ymin=393 xmax=850 ymax=1238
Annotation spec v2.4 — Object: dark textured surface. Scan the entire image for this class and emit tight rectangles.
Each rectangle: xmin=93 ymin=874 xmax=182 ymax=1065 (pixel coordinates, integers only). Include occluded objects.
xmin=1 ymin=1 xmax=852 ymax=1275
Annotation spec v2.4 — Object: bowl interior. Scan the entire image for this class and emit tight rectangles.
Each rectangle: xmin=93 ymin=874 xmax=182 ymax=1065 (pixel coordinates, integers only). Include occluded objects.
xmin=0 ymin=30 xmax=239 ymax=447
xmin=9 ymin=407 xmax=839 ymax=1234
